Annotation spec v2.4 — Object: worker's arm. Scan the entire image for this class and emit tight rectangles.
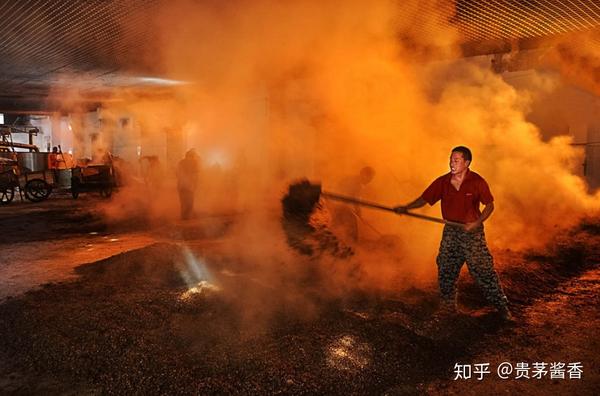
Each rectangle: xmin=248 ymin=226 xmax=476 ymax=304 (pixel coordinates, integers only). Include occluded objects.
xmin=393 ymin=197 xmax=427 ymax=214
xmin=464 ymin=202 xmax=494 ymax=232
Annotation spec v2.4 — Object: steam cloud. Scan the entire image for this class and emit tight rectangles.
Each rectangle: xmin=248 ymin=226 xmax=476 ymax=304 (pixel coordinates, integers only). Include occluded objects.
xmin=51 ymin=1 xmax=600 ymax=298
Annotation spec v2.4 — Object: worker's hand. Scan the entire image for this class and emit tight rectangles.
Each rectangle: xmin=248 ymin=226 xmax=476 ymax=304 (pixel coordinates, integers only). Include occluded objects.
xmin=464 ymin=221 xmax=482 ymax=232
xmin=393 ymin=205 xmax=408 ymax=214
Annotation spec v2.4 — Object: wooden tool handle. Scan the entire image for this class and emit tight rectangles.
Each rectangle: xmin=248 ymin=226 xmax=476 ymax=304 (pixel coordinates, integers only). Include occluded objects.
xmin=322 ymin=191 xmax=464 ymax=227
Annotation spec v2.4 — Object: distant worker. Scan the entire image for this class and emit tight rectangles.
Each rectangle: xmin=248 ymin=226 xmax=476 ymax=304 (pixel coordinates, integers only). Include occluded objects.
xmin=141 ymin=156 xmax=163 ymax=190
xmin=331 ymin=166 xmax=375 ymax=243
xmin=47 ymin=146 xmax=61 ymax=182
xmin=394 ymin=146 xmax=512 ymax=321
xmin=47 ymin=146 xmax=59 ymax=169
xmin=176 ymin=149 xmax=200 ymax=220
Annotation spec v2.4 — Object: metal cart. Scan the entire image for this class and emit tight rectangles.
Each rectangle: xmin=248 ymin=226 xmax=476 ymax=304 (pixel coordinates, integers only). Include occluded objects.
xmin=71 ymin=164 xmax=115 ymax=199
xmin=0 ymin=125 xmax=57 ymax=204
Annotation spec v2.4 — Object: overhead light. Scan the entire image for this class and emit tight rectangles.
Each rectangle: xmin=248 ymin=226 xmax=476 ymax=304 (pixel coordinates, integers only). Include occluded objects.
xmin=137 ymin=77 xmax=187 ymax=86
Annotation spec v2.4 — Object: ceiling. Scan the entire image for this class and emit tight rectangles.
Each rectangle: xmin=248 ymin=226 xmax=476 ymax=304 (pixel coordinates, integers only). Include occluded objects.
xmin=0 ymin=0 xmax=161 ymax=113
xmin=0 ymin=0 xmax=599 ymax=113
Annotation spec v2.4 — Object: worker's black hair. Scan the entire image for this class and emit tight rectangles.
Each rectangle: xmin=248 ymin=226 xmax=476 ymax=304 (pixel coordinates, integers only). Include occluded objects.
xmin=451 ymin=146 xmax=472 ymax=163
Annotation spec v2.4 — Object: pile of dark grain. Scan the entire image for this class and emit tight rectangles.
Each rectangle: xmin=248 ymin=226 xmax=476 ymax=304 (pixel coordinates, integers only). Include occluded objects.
xmin=1 ymin=221 xmax=599 ymax=394
xmin=0 ymin=242 xmax=435 ymax=394
xmin=281 ymin=179 xmax=353 ymax=258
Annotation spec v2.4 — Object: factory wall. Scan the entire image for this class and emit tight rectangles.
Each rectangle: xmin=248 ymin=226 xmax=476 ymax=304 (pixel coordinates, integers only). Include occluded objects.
xmin=503 ymin=69 xmax=600 ymax=191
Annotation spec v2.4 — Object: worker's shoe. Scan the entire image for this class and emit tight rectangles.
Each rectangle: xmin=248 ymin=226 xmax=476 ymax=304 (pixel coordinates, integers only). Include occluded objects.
xmin=497 ymin=307 xmax=515 ymax=322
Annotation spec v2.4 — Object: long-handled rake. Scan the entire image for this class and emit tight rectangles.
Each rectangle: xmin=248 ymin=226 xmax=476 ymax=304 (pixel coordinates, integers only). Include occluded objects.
xmin=322 ymin=190 xmax=464 ymax=228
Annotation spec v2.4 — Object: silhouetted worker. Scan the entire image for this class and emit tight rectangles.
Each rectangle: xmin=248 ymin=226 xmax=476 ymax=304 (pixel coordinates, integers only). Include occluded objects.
xmin=48 ymin=147 xmax=59 ymax=167
xmin=394 ymin=146 xmax=512 ymax=321
xmin=47 ymin=146 xmax=61 ymax=183
xmin=331 ymin=166 xmax=375 ymax=243
xmin=176 ymin=149 xmax=200 ymax=220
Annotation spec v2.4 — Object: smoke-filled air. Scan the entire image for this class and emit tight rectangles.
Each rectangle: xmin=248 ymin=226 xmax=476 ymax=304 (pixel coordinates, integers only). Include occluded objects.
xmin=77 ymin=0 xmax=600 ymax=295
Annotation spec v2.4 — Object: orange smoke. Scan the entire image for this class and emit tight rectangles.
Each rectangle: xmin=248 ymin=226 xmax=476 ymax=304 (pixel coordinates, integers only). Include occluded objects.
xmin=546 ymin=30 xmax=600 ymax=96
xmin=50 ymin=1 xmax=600 ymax=294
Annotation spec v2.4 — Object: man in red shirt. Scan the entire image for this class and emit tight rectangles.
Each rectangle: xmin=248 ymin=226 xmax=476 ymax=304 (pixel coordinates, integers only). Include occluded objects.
xmin=394 ymin=146 xmax=511 ymax=320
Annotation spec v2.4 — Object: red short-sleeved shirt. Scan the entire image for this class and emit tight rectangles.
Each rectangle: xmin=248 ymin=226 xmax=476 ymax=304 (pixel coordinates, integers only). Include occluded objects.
xmin=421 ymin=169 xmax=494 ymax=223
